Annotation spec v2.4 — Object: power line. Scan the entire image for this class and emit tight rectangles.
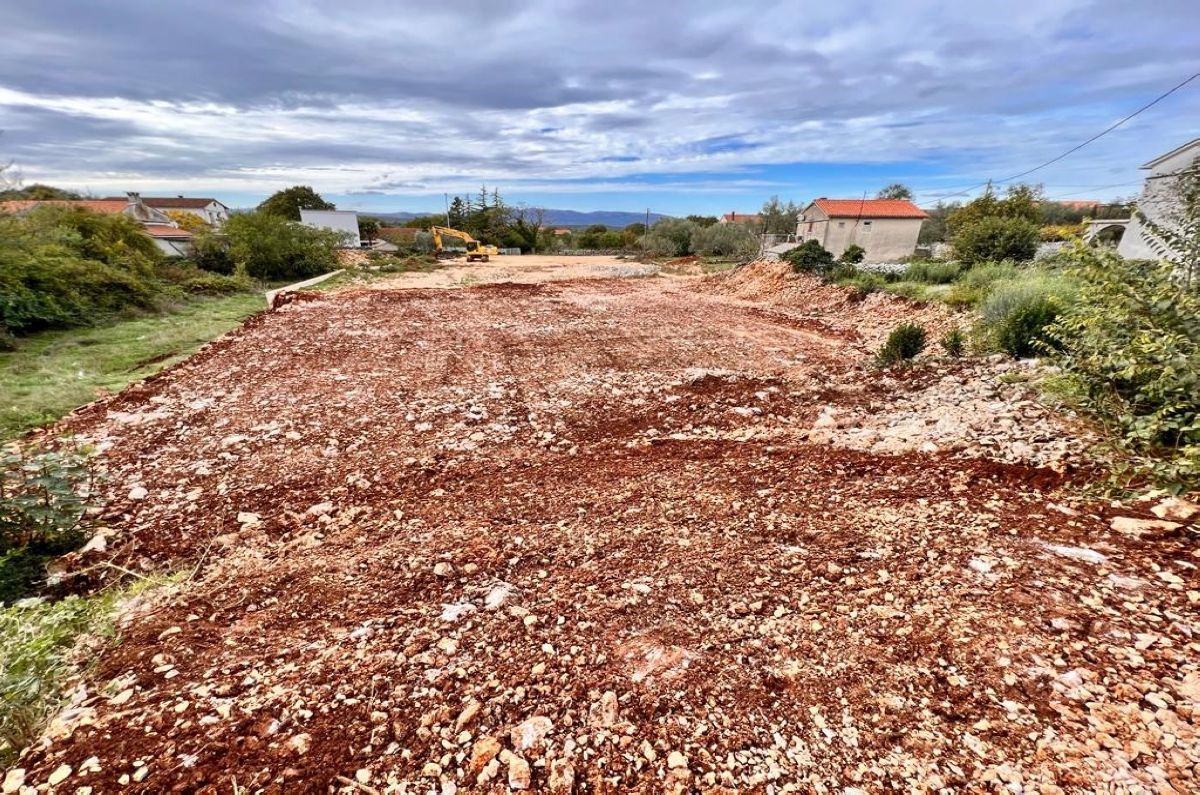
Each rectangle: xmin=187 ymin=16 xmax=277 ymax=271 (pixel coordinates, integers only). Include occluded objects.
xmin=922 ymin=70 xmax=1200 ymax=201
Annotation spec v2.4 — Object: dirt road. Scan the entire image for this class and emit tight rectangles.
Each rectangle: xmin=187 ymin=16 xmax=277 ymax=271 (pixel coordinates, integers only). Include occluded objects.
xmin=11 ymin=265 xmax=1199 ymax=793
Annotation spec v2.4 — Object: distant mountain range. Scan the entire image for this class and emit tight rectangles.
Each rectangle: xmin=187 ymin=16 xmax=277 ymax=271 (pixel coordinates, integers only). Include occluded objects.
xmin=370 ymin=209 xmax=670 ymax=228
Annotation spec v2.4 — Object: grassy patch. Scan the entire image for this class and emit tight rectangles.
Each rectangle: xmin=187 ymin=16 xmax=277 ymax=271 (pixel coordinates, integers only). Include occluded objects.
xmin=0 ymin=293 xmax=263 ymax=440
xmin=0 ymin=576 xmax=169 ymax=766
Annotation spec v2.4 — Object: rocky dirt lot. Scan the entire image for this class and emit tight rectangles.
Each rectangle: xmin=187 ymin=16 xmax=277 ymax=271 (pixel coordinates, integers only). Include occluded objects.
xmin=6 ymin=262 xmax=1199 ymax=794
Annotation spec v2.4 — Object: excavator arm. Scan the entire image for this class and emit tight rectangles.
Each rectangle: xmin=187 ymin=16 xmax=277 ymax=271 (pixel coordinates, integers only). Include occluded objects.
xmin=430 ymin=225 xmax=497 ymax=262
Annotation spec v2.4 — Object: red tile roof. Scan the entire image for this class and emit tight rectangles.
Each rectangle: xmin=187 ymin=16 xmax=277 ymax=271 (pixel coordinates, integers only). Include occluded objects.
xmin=104 ymin=196 xmax=222 ymax=209
xmin=721 ymin=212 xmax=764 ymax=224
xmin=0 ymin=199 xmax=129 ymax=215
xmin=810 ymin=198 xmax=927 ymax=219
xmin=142 ymin=224 xmax=193 ymax=238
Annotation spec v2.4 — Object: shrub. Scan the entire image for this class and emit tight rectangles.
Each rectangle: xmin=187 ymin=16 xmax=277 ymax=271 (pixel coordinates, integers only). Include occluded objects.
xmin=834 ymin=270 xmax=887 ymax=296
xmin=979 ymin=274 xmax=1075 ymax=358
xmin=190 ymin=231 xmax=236 ymax=275
xmin=952 ymin=216 xmax=1040 ymax=264
xmin=692 ymin=223 xmax=758 ymax=258
xmin=640 ymin=218 xmax=699 ymax=257
xmin=0 ymin=208 xmax=162 ymax=335
xmin=903 ymin=260 xmax=962 ymax=284
xmin=875 ymin=323 xmax=926 ymax=367
xmin=784 ymin=240 xmax=836 ymax=273
xmin=223 ymin=211 xmax=341 ymax=281
xmin=1047 ymin=247 xmax=1200 ymax=485
xmin=1039 ymin=224 xmax=1085 ymax=242
xmin=940 ymin=328 xmax=966 ymax=357
xmin=943 ymin=260 xmax=1021 ymax=307
xmin=0 ymin=446 xmax=95 ymax=554
xmin=840 ymin=244 xmax=866 ymax=264
xmin=179 ymin=272 xmax=252 ymax=295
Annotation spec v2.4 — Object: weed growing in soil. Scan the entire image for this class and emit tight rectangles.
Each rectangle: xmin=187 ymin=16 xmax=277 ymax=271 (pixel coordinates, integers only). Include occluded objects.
xmin=940 ymin=328 xmax=966 ymax=358
xmin=876 ymin=323 xmax=927 ymax=367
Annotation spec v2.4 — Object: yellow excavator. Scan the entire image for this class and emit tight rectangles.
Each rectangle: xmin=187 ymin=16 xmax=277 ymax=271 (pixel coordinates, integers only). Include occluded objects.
xmin=430 ymin=226 xmax=499 ymax=262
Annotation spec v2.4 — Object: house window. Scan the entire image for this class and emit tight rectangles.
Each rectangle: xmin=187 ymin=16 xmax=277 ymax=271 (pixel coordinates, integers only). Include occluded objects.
xmin=862 ymin=221 xmax=872 ymax=233
xmin=838 ymin=221 xmax=845 ymax=228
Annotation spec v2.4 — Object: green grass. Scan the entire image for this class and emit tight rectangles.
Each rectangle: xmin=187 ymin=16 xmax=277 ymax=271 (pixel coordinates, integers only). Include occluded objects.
xmin=0 ymin=574 xmax=173 ymax=765
xmin=0 ymin=293 xmax=264 ymax=440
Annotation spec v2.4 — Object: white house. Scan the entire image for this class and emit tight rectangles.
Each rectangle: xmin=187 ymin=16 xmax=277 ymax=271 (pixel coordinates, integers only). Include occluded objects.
xmin=795 ymin=198 xmax=927 ymax=262
xmin=1116 ymin=138 xmax=1200 ymax=262
xmin=299 ymin=209 xmax=361 ymax=248
xmin=137 ymin=196 xmax=230 ymax=226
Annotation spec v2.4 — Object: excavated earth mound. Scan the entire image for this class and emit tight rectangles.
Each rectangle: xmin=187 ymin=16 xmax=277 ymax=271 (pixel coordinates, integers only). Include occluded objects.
xmin=699 ymin=260 xmax=963 ymax=351
xmin=7 ymin=276 xmax=1198 ymax=794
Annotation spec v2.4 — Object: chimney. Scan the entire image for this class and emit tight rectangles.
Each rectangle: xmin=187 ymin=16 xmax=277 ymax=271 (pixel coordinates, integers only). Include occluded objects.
xmin=126 ymin=191 xmax=141 ymax=205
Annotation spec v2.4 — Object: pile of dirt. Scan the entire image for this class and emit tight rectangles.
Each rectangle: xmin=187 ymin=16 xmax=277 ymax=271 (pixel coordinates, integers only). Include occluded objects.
xmin=699 ymin=259 xmax=965 ymax=351
xmin=9 ymin=276 xmax=1198 ymax=793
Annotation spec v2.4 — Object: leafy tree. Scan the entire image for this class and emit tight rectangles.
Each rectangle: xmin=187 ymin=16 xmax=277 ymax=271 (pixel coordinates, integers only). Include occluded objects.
xmin=257 ymin=186 xmax=335 ymax=220
xmin=446 ymin=198 xmax=467 ymax=228
xmin=952 ymin=216 xmax=1039 ymax=263
xmin=223 ymin=211 xmax=341 ymax=280
xmin=692 ymin=223 xmax=758 ymax=257
xmin=508 ymin=205 xmax=546 ymax=253
xmin=358 ymin=216 xmax=381 ymax=243
xmin=759 ymin=196 xmax=800 ymax=235
xmin=877 ymin=183 xmax=913 ymax=200
xmin=0 ymin=183 xmax=81 ymax=201
xmin=164 ymin=210 xmax=210 ymax=233
xmin=686 ymin=215 xmax=719 ymax=227
xmin=918 ymin=201 xmax=957 ymax=244
xmin=783 ymin=239 xmax=835 ymax=273
xmin=641 ymin=218 xmax=699 ymax=257
xmin=576 ymin=225 xmax=609 ymax=249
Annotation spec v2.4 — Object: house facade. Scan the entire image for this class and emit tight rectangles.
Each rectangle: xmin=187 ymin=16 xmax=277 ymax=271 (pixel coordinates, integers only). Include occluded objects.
xmin=300 ymin=209 xmax=361 ymax=248
xmin=0 ymin=192 xmax=193 ymax=255
xmin=1116 ymin=137 xmax=1200 ymax=262
xmin=107 ymin=196 xmax=230 ymax=226
xmin=795 ymin=198 xmax=927 ymax=262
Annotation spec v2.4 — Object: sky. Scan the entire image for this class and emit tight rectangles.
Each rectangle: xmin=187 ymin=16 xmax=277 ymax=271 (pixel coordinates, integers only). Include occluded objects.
xmin=1 ymin=0 xmax=1198 ymax=216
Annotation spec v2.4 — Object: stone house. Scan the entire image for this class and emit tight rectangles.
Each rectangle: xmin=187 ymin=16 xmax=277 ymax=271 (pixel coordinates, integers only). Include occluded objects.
xmin=106 ymin=195 xmax=231 ymax=226
xmin=1115 ymin=137 xmax=1200 ymax=262
xmin=795 ymin=198 xmax=927 ymax=262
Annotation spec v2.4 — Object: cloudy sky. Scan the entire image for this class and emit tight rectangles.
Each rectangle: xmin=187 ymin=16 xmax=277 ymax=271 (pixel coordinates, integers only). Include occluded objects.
xmin=1 ymin=0 xmax=1198 ymax=215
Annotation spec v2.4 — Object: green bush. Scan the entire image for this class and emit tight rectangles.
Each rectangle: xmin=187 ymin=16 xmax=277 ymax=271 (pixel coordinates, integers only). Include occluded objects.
xmin=190 ymin=231 xmax=236 ymax=275
xmin=1047 ymin=247 xmax=1200 ymax=485
xmin=952 ymin=216 xmax=1040 ymax=264
xmin=784 ymin=240 xmax=836 ymax=274
xmin=692 ymin=223 xmax=758 ymax=258
xmin=0 ymin=447 xmax=94 ymax=555
xmin=940 ymin=328 xmax=966 ymax=357
xmin=978 ymin=274 xmax=1075 ymax=358
xmin=0 ymin=208 xmax=162 ymax=335
xmin=875 ymin=323 xmax=926 ymax=367
xmin=640 ymin=218 xmax=700 ymax=257
xmin=903 ymin=260 xmax=962 ymax=284
xmin=943 ymin=260 xmax=1021 ymax=307
xmin=840 ymin=244 xmax=866 ymax=264
xmin=223 ymin=211 xmax=341 ymax=281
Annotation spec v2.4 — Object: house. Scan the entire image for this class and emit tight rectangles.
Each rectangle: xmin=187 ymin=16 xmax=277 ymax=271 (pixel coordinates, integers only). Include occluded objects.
xmin=795 ymin=198 xmax=927 ymax=262
xmin=1113 ymin=137 xmax=1200 ymax=262
xmin=720 ymin=212 xmax=764 ymax=226
xmin=104 ymin=195 xmax=230 ymax=226
xmin=0 ymin=192 xmax=193 ymax=256
xmin=299 ymin=209 xmax=361 ymax=248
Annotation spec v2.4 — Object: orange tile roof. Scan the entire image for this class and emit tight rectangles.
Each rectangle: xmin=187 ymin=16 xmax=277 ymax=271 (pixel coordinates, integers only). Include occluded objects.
xmin=721 ymin=212 xmax=764 ymax=223
xmin=811 ymin=198 xmax=927 ymax=219
xmin=0 ymin=199 xmax=129 ymax=214
xmin=142 ymin=224 xmax=192 ymax=238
